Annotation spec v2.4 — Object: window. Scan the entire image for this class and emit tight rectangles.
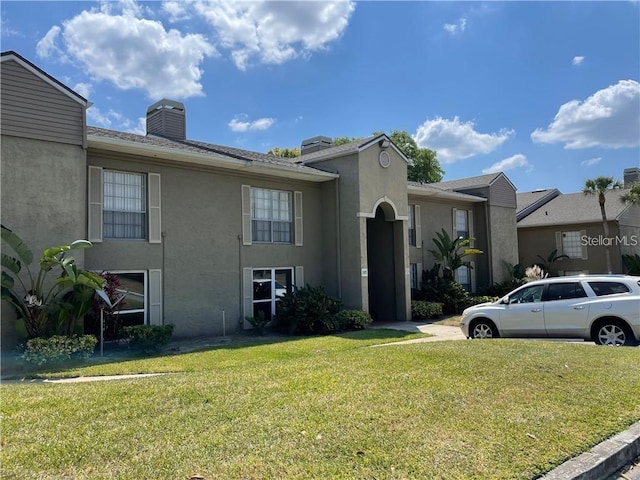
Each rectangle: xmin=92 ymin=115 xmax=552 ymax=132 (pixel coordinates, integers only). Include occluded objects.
xmin=410 ymin=263 xmax=418 ymax=290
xmin=251 ymin=188 xmax=292 ymax=243
xmin=408 ymin=205 xmax=417 ymax=246
xmin=588 ymin=282 xmax=630 ymax=296
xmin=509 ymin=284 xmax=544 ymax=304
xmin=545 ymin=282 xmax=587 ymax=301
xmin=562 ymin=231 xmax=583 ymax=259
xmin=111 ymin=271 xmax=147 ymax=327
xmin=456 ymin=266 xmax=470 ymax=291
xmin=104 ymin=171 xmax=146 ymax=239
xmin=455 ymin=209 xmax=468 ymax=239
xmin=252 ymin=268 xmax=293 ymax=322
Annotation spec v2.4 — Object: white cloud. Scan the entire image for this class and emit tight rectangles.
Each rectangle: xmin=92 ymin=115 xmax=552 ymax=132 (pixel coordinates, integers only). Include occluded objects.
xmin=191 ymin=0 xmax=355 ymax=70
xmin=162 ymin=1 xmax=191 ymax=22
xmin=37 ymin=2 xmax=216 ymax=99
xmin=413 ymin=117 xmax=513 ymax=163
xmin=531 ymin=80 xmax=640 ymax=149
xmin=36 ymin=25 xmax=61 ymax=58
xmin=87 ymin=104 xmax=145 ymax=135
xmin=228 ymin=114 xmax=275 ymax=132
xmin=581 ymin=157 xmax=602 ymax=166
xmin=72 ymin=82 xmax=92 ymax=99
xmin=572 ymin=56 xmax=585 ymax=66
xmin=443 ymin=18 xmax=467 ymax=35
xmin=482 ymin=154 xmax=530 ymax=174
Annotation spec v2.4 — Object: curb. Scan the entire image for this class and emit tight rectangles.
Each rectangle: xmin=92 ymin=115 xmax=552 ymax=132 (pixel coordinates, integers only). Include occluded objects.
xmin=541 ymin=421 xmax=640 ymax=480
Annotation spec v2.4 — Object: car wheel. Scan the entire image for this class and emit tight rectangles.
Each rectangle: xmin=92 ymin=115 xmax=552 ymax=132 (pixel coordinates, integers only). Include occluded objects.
xmin=595 ymin=322 xmax=634 ymax=346
xmin=470 ymin=319 xmax=498 ymax=339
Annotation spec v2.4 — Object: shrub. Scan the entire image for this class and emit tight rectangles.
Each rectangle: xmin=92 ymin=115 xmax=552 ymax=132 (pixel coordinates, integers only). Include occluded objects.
xmin=411 ymin=301 xmax=443 ymax=320
xmin=273 ymin=285 xmax=342 ymax=335
xmin=421 ymin=275 xmax=469 ymax=315
xmin=21 ymin=335 xmax=97 ymax=366
xmin=122 ymin=324 xmax=174 ymax=354
xmin=477 ymin=281 xmax=521 ymax=297
xmin=335 ymin=310 xmax=372 ymax=330
xmin=245 ymin=311 xmax=270 ymax=335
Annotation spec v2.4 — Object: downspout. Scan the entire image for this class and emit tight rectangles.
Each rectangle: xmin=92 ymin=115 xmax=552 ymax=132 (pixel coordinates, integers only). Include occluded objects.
xmin=335 ymin=177 xmax=342 ymax=298
xmin=484 ymin=201 xmax=493 ymax=284
xmin=238 ymin=234 xmax=243 ymax=331
xmin=161 ymin=230 xmax=166 ymax=324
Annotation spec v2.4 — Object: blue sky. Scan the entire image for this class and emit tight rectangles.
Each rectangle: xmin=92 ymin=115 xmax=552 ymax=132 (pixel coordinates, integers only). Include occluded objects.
xmin=2 ymin=1 xmax=639 ymax=193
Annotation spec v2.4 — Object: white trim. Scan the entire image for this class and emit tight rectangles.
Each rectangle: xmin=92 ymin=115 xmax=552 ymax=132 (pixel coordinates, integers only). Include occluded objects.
xmin=357 ymin=196 xmax=408 ymax=220
xmin=294 ymin=191 xmax=303 ymax=247
xmin=88 ymin=166 xmax=103 ymax=242
xmin=104 ymin=270 xmax=148 ymax=325
xmin=148 ymin=173 xmax=162 ymax=244
xmin=148 ymin=269 xmax=162 ymax=325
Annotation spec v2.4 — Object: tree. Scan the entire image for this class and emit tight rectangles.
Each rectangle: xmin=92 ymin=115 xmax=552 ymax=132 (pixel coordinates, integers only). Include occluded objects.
xmin=267 ymin=146 xmax=301 ymax=158
xmin=266 ymin=130 xmax=445 ymax=183
xmin=620 ymin=182 xmax=640 ymax=206
xmin=583 ymin=176 xmax=623 ymax=273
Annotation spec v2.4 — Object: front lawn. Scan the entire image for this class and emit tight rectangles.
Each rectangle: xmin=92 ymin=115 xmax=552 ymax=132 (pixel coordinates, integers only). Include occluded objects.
xmin=2 ymin=331 xmax=639 ymax=479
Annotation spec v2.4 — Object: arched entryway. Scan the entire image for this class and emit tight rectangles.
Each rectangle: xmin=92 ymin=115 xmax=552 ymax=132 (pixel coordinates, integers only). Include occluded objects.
xmin=366 ymin=205 xmax=397 ymax=321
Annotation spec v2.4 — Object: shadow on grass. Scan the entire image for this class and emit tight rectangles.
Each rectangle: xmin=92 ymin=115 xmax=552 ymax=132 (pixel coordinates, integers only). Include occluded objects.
xmin=1 ymin=327 xmax=424 ymax=380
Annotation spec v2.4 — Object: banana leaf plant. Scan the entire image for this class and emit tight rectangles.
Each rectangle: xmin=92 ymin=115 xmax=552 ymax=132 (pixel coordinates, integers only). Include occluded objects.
xmin=428 ymin=228 xmax=483 ymax=280
xmin=1 ymin=224 xmax=106 ymax=338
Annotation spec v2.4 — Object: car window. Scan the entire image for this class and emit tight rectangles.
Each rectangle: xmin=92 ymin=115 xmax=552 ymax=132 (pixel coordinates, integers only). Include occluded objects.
xmin=545 ymin=282 xmax=588 ymax=301
xmin=509 ymin=284 xmax=545 ymax=304
xmin=588 ymin=281 xmax=630 ymax=296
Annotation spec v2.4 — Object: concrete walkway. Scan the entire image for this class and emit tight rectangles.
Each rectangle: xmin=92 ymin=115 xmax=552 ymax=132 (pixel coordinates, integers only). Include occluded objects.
xmin=372 ymin=321 xmax=466 ymax=345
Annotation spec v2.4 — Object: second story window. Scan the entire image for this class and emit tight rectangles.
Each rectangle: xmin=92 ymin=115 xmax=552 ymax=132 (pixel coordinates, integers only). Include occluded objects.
xmin=408 ymin=205 xmax=417 ymax=246
xmin=251 ymin=187 xmax=292 ymax=243
xmin=104 ymin=170 xmax=146 ymax=239
xmin=455 ymin=209 xmax=468 ymax=239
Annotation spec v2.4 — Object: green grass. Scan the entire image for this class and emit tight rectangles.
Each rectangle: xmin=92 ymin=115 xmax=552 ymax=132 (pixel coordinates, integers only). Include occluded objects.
xmin=2 ymin=331 xmax=639 ymax=479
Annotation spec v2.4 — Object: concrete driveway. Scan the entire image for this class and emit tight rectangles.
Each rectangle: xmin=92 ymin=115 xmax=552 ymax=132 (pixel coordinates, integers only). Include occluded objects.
xmin=372 ymin=321 xmax=466 ymax=345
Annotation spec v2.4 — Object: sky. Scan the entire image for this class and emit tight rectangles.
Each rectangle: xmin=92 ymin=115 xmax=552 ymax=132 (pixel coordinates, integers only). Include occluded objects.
xmin=1 ymin=0 xmax=639 ymax=194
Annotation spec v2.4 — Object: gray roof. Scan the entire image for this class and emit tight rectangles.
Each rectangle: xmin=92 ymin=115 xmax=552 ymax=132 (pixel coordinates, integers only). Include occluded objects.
xmin=407 ymin=181 xmax=486 ymax=202
xmin=516 ymin=189 xmax=561 ymax=221
xmin=297 ymin=135 xmax=381 ymax=164
xmin=431 ymin=172 xmax=504 ymax=191
xmin=517 ymin=189 xmax=633 ymax=227
xmin=87 ymin=126 xmax=299 ymax=167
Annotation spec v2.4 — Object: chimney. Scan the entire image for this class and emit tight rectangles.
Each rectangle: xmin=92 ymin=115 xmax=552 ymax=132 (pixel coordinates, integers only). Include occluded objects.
xmin=301 ymin=136 xmax=333 ymax=155
xmin=623 ymin=167 xmax=640 ymax=188
xmin=146 ymin=99 xmax=186 ymax=141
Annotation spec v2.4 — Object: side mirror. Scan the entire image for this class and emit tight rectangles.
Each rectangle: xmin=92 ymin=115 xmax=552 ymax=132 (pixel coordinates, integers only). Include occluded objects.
xmin=500 ymin=296 xmax=510 ymax=305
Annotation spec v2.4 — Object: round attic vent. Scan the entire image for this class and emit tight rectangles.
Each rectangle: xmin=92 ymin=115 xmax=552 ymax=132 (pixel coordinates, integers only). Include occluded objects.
xmin=379 ymin=151 xmax=391 ymax=168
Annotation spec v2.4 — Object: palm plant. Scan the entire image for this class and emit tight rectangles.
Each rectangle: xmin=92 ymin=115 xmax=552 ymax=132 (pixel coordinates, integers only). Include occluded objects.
xmin=1 ymin=225 xmax=106 ymax=338
xmin=428 ymin=229 xmax=483 ymax=280
xmin=622 ymin=254 xmax=640 ymax=275
xmin=583 ymin=176 xmax=622 ymax=273
xmin=535 ymin=249 xmax=569 ymax=277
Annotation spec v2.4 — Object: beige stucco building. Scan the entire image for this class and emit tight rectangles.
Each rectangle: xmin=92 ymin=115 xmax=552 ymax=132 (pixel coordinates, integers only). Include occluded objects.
xmin=1 ymin=51 xmax=520 ymax=350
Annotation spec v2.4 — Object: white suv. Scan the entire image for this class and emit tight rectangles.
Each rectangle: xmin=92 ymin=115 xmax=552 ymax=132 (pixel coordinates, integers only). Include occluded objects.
xmin=460 ymin=275 xmax=640 ymax=346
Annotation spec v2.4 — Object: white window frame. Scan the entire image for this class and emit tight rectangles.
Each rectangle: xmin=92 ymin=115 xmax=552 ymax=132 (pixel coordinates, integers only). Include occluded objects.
xmin=251 ymin=187 xmax=293 ymax=244
xmin=561 ymin=231 xmax=583 ymax=259
xmin=106 ymin=270 xmax=148 ymax=325
xmin=103 ymin=170 xmax=147 ymax=240
xmin=251 ymin=267 xmax=294 ymax=319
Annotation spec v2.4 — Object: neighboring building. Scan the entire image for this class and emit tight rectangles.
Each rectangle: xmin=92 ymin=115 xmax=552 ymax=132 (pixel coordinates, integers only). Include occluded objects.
xmin=0 ymin=51 xmax=519 ymax=350
xmin=517 ymin=173 xmax=640 ymax=275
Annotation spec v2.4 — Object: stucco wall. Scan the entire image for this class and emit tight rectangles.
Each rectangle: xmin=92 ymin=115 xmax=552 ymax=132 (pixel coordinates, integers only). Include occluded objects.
xmin=1 ymin=135 xmax=87 ymax=350
xmin=488 ymin=205 xmax=519 ymax=283
xmin=408 ymin=196 xmax=489 ymax=291
xmin=85 ymin=150 xmax=327 ymax=338
xmin=517 ymin=222 xmax=626 ymax=275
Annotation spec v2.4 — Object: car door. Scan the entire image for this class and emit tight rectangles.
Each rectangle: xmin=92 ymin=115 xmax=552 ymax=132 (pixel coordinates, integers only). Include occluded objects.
xmin=500 ymin=284 xmax=546 ymax=337
xmin=542 ymin=282 xmax=591 ymax=338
